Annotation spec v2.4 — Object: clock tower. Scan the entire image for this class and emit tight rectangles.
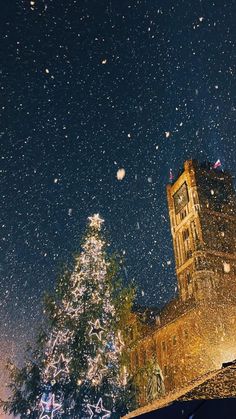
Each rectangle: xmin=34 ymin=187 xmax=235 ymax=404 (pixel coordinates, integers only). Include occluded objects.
xmin=167 ymin=160 xmax=236 ymax=303
xmin=128 ymin=160 xmax=236 ymax=407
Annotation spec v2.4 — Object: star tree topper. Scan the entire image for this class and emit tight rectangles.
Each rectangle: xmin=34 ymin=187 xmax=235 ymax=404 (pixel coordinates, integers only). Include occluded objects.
xmin=87 ymin=398 xmax=111 ymax=419
xmin=88 ymin=214 xmax=104 ymax=230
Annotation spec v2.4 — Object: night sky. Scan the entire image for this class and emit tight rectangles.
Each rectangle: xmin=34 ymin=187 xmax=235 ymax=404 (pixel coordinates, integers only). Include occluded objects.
xmin=0 ymin=0 xmax=236 ymax=391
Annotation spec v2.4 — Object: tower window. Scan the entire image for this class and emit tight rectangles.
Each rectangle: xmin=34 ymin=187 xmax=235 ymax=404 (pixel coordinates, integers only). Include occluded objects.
xmin=162 ymin=341 xmax=166 ymax=351
xmin=186 ymin=249 xmax=192 ymax=260
xmin=182 ymin=229 xmax=190 ymax=241
xmin=173 ymin=335 xmax=177 ymax=345
xmin=191 ymin=221 xmax=199 ymax=241
xmin=186 ymin=272 xmax=191 ymax=284
xmin=180 ymin=209 xmax=187 ymax=220
xmin=193 ymin=192 xmax=198 ymax=205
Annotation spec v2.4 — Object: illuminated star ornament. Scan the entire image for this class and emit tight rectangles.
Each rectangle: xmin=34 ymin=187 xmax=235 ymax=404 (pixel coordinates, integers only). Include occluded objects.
xmin=89 ymin=319 xmax=105 ymax=341
xmin=51 ymin=353 xmax=71 ymax=377
xmin=88 ymin=354 xmax=107 ymax=384
xmin=48 ymin=330 xmax=72 ymax=353
xmin=40 ymin=393 xmax=62 ymax=419
xmin=87 ymin=398 xmax=111 ymax=419
xmin=88 ymin=214 xmax=104 ymax=230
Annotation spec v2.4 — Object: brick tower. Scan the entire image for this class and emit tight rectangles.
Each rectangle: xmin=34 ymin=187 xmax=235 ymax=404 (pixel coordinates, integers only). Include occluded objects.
xmin=129 ymin=160 xmax=236 ymax=406
xmin=167 ymin=159 xmax=236 ymax=303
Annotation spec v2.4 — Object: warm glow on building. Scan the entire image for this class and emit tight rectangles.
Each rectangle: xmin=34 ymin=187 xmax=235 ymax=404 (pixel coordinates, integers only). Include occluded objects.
xmin=129 ymin=160 xmax=236 ymax=406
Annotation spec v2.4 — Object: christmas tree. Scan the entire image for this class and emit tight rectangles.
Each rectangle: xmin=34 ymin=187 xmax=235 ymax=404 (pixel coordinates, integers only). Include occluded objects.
xmin=2 ymin=214 xmax=136 ymax=418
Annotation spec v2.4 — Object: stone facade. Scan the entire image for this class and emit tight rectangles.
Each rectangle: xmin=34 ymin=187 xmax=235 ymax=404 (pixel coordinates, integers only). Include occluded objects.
xmin=130 ymin=160 xmax=236 ymax=405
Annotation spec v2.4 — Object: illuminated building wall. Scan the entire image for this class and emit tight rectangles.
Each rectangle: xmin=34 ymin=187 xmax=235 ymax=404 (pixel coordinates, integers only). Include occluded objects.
xmin=131 ymin=160 xmax=236 ymax=404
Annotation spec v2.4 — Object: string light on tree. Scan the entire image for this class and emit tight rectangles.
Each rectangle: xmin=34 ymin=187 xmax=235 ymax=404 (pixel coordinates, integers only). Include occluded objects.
xmin=46 ymin=330 xmax=73 ymax=355
xmin=4 ymin=213 xmax=136 ymax=417
xmin=87 ymin=354 xmax=107 ymax=385
xmin=38 ymin=213 xmax=128 ymax=415
xmin=115 ymin=330 xmax=125 ymax=353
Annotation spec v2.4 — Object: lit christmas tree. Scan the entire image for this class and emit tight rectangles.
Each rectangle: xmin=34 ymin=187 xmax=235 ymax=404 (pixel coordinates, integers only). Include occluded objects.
xmin=2 ymin=214 xmax=136 ymax=418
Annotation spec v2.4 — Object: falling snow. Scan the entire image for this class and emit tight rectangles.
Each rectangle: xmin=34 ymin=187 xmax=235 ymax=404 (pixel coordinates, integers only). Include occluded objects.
xmin=0 ymin=0 xmax=235 ymax=408
xmin=116 ymin=168 xmax=126 ymax=180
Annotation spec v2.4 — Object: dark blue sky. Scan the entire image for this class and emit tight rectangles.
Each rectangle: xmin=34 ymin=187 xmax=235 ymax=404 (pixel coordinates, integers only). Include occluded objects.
xmin=0 ymin=0 xmax=235 ymax=357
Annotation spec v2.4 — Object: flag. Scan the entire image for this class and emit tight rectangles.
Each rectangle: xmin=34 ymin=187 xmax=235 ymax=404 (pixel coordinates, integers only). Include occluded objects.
xmin=213 ymin=159 xmax=221 ymax=169
xmin=169 ymin=168 xmax=173 ymax=182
